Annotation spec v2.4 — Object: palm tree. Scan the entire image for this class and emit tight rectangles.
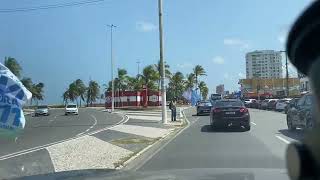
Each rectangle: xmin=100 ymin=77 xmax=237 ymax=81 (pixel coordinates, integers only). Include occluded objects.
xmin=4 ymin=57 xmax=22 ymax=78
xmin=127 ymin=76 xmax=143 ymax=91
xmin=68 ymin=82 xmax=78 ymax=103
xmin=62 ymin=90 xmax=69 ymax=105
xmin=169 ymin=71 xmax=185 ymax=100
xmin=75 ymin=79 xmax=86 ymax=107
xmin=185 ymin=73 xmax=196 ymax=89
xmin=86 ymin=80 xmax=100 ymax=106
xmin=198 ymin=81 xmax=208 ymax=99
xmin=140 ymin=65 xmax=158 ymax=90
xmin=154 ymin=60 xmax=171 ymax=92
xmin=201 ymin=86 xmax=209 ymax=100
xmin=32 ymin=83 xmax=45 ymax=105
xmin=193 ymin=65 xmax=206 ymax=90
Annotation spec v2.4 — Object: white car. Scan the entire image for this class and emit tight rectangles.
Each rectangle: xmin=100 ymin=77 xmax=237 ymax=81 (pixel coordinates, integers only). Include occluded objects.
xmin=65 ymin=104 xmax=79 ymax=115
xmin=275 ymin=98 xmax=292 ymax=111
xmin=244 ymin=99 xmax=256 ymax=107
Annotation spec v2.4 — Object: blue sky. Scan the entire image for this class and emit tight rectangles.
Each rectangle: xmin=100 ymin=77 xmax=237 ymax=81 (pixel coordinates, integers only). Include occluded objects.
xmin=0 ymin=0 xmax=312 ymax=104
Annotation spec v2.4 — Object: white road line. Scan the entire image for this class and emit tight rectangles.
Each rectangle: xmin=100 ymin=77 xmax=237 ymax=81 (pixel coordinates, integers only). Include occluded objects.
xmin=251 ymin=122 xmax=257 ymax=126
xmin=275 ymin=135 xmax=290 ymax=144
xmin=0 ymin=113 xmax=129 ymax=161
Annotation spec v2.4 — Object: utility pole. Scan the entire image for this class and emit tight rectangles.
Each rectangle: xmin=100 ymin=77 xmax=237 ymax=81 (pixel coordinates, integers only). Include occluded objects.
xmin=137 ymin=60 xmax=140 ymax=77
xmin=280 ymin=50 xmax=289 ymax=97
xmin=107 ymin=24 xmax=116 ymax=112
xmin=158 ymin=0 xmax=167 ymax=124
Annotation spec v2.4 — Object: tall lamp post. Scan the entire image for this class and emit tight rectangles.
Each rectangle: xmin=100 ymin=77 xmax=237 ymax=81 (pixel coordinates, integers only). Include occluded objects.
xmin=158 ymin=0 xmax=167 ymax=124
xmin=107 ymin=24 xmax=116 ymax=112
xmin=280 ymin=50 xmax=289 ymax=97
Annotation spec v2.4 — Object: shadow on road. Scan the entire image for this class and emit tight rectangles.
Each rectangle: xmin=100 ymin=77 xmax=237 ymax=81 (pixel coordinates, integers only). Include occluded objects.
xmin=278 ymin=129 xmax=305 ymax=141
xmin=192 ymin=114 xmax=209 ymax=117
xmin=201 ymin=125 xmax=246 ymax=133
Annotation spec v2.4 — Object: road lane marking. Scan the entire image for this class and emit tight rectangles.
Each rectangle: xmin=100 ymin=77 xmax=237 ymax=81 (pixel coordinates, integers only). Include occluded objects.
xmin=251 ymin=122 xmax=257 ymax=126
xmin=275 ymin=135 xmax=290 ymax=144
xmin=0 ymin=113 xmax=129 ymax=161
xmin=76 ymin=115 xmax=98 ymax=137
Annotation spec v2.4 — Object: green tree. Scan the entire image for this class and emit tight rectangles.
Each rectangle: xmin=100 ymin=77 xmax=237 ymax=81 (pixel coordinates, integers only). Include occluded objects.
xmin=185 ymin=73 xmax=196 ymax=89
xmin=86 ymin=80 xmax=100 ymax=106
xmin=4 ymin=57 xmax=22 ymax=78
xmin=140 ymin=65 xmax=158 ymax=90
xmin=75 ymin=79 xmax=86 ymax=107
xmin=62 ymin=89 xmax=69 ymax=105
xmin=193 ymin=65 xmax=206 ymax=89
xmin=168 ymin=71 xmax=185 ymax=100
xmin=68 ymin=82 xmax=78 ymax=103
xmin=198 ymin=81 xmax=208 ymax=100
xmin=154 ymin=60 xmax=171 ymax=92
xmin=127 ymin=76 xmax=143 ymax=91
xmin=32 ymin=82 xmax=45 ymax=105
xmin=21 ymin=77 xmax=33 ymax=92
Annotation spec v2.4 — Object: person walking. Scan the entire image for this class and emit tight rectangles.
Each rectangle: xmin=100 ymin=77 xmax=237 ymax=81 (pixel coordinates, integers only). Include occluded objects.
xmin=169 ymin=100 xmax=177 ymax=121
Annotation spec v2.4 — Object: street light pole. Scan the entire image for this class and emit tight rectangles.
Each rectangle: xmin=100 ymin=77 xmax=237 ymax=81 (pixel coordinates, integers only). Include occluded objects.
xmin=137 ymin=60 xmax=140 ymax=77
xmin=280 ymin=50 xmax=289 ymax=97
xmin=158 ymin=0 xmax=167 ymax=124
xmin=108 ymin=24 xmax=116 ymax=112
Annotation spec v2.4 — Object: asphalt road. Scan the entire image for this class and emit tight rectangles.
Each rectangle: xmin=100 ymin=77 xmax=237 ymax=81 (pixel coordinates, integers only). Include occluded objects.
xmin=0 ymin=108 xmax=123 ymax=158
xmin=137 ymin=108 xmax=304 ymax=171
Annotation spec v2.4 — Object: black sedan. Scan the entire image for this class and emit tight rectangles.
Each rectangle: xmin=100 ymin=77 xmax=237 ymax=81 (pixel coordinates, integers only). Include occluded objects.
xmin=210 ymin=99 xmax=250 ymax=131
xmin=196 ymin=101 xmax=213 ymax=116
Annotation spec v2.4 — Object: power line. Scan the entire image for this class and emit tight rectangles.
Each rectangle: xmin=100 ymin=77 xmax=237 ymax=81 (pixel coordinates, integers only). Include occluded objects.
xmin=0 ymin=0 xmax=105 ymax=13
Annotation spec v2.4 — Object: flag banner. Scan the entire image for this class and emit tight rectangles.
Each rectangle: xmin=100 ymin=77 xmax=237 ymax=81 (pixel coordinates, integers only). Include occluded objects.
xmin=0 ymin=63 xmax=32 ymax=138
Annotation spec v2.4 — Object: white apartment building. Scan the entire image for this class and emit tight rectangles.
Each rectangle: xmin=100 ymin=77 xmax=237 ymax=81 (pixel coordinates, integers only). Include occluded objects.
xmin=246 ymin=50 xmax=283 ymax=79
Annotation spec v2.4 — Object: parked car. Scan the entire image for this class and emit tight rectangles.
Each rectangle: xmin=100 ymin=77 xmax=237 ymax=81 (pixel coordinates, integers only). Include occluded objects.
xmin=266 ymin=99 xmax=278 ymax=110
xmin=196 ymin=101 xmax=212 ymax=116
xmin=65 ymin=104 xmax=79 ymax=115
xmin=35 ymin=105 xmax=50 ymax=116
xmin=275 ymin=98 xmax=292 ymax=112
xmin=260 ymin=99 xmax=271 ymax=110
xmin=210 ymin=99 xmax=250 ymax=131
xmin=284 ymin=98 xmax=300 ymax=114
xmin=250 ymin=99 xmax=261 ymax=109
xmin=286 ymin=94 xmax=315 ymax=130
xmin=244 ymin=99 xmax=256 ymax=108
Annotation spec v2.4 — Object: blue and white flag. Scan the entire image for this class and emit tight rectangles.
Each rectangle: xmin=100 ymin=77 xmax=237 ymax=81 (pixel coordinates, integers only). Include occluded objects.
xmin=191 ymin=90 xmax=201 ymax=106
xmin=0 ymin=63 xmax=32 ymax=138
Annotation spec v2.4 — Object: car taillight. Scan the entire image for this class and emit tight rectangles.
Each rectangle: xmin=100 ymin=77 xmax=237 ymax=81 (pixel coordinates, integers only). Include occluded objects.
xmin=212 ymin=108 xmax=221 ymax=113
xmin=239 ymin=108 xmax=248 ymax=113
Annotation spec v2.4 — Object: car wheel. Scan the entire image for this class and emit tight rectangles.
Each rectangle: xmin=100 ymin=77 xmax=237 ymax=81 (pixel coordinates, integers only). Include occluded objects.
xmin=287 ymin=115 xmax=296 ymax=131
xmin=244 ymin=123 xmax=251 ymax=131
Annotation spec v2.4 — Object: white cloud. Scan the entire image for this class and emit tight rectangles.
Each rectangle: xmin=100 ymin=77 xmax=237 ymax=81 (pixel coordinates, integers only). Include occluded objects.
xmin=136 ymin=21 xmax=157 ymax=32
xmin=177 ymin=62 xmax=194 ymax=68
xmin=223 ymin=38 xmax=250 ymax=49
xmin=212 ymin=56 xmax=225 ymax=64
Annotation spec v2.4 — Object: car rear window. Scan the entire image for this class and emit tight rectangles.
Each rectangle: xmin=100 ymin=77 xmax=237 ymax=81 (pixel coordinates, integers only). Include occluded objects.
xmin=67 ymin=105 xmax=77 ymax=108
xmin=198 ymin=102 xmax=212 ymax=106
xmin=215 ymin=101 xmax=243 ymax=107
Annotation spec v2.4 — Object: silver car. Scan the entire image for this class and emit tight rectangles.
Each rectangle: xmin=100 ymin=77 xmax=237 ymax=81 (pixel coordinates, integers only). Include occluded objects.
xmin=35 ymin=105 xmax=50 ymax=116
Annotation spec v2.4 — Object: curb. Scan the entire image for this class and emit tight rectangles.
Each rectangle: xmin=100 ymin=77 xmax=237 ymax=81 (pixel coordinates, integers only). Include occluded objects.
xmin=120 ymin=107 xmax=191 ymax=170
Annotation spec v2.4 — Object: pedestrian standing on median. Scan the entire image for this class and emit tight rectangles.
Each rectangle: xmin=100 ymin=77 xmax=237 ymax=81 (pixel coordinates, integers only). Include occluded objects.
xmin=169 ymin=99 xmax=177 ymax=121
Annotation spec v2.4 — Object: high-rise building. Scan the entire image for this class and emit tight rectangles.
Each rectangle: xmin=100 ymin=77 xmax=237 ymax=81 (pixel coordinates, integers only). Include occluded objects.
xmin=246 ymin=50 xmax=282 ymax=79
xmin=216 ymin=84 xmax=224 ymax=95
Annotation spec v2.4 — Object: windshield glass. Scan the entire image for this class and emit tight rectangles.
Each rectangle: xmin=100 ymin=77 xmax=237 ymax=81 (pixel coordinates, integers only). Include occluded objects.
xmin=0 ymin=0 xmax=314 ymax=179
xmin=215 ymin=101 xmax=244 ymax=107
